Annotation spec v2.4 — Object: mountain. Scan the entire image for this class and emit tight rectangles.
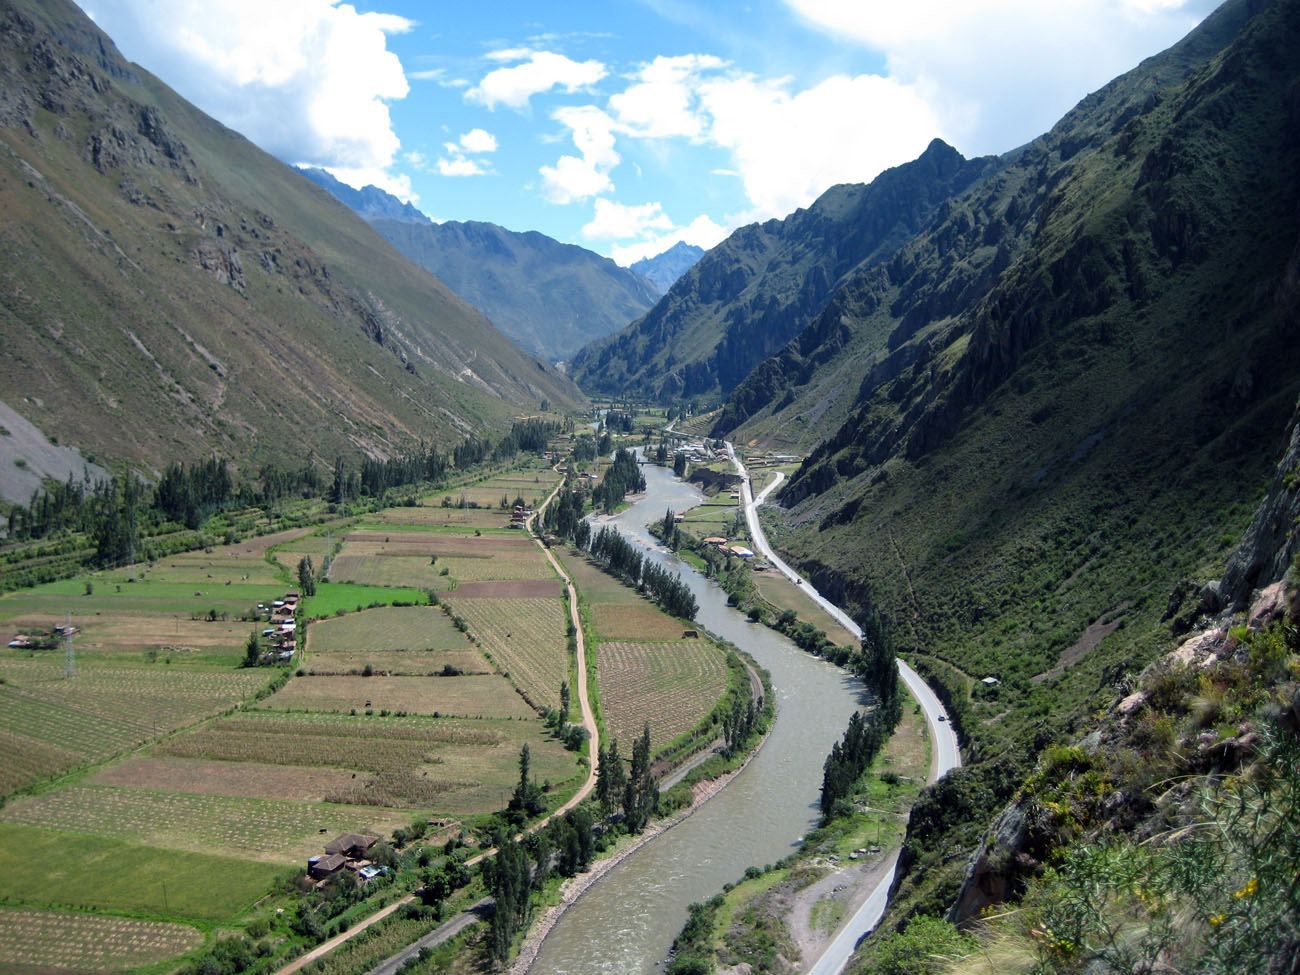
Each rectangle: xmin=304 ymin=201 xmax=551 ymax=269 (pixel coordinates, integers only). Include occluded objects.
xmin=298 ymin=166 xmax=430 ymax=225
xmin=297 ymin=171 xmax=658 ymax=363
xmin=629 ymin=241 xmax=704 ymax=294
xmin=722 ymin=0 xmax=1300 ymax=922
xmin=0 ymin=0 xmax=582 ymax=490
xmin=569 ymin=139 xmax=1000 ymax=401
xmin=366 ymin=219 xmax=659 ymax=362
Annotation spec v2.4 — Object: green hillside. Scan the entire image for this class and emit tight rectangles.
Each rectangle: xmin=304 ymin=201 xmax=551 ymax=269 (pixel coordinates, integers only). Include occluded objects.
xmin=0 ymin=0 xmax=583 ymax=488
xmin=570 ymin=139 xmax=999 ymax=402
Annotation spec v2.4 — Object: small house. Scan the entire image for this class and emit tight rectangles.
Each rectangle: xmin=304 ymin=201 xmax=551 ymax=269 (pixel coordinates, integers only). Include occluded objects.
xmin=308 ymin=853 xmax=347 ymax=880
xmin=324 ymin=832 xmax=380 ymax=859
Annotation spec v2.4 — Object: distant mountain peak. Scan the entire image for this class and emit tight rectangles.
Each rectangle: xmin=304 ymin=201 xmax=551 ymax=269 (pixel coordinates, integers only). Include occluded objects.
xmin=629 ymin=241 xmax=706 ymax=295
xmin=298 ymin=167 xmax=431 ymax=226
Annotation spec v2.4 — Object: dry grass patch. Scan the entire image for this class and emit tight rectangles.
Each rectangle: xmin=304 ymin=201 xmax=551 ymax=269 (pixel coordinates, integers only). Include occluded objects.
xmin=259 ymin=673 xmax=535 ymax=719
xmin=752 ymin=573 xmax=859 ymax=647
xmin=90 ymin=757 xmax=363 ymax=802
xmin=598 ymin=641 xmax=730 ymax=753
xmin=452 ymin=580 xmax=562 ymax=599
xmin=327 ymin=555 xmax=452 ymax=590
xmin=305 ymin=649 xmax=490 ymax=677
xmin=307 ymin=606 xmax=468 ymax=653
xmin=444 ymin=597 xmax=568 ymax=711
xmin=6 ymin=614 xmax=251 ymax=663
xmin=0 ymin=907 xmax=203 ymax=972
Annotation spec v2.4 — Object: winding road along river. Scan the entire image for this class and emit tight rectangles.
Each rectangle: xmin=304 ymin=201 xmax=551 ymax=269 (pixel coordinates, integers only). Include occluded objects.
xmin=529 ymin=461 xmax=868 ymax=975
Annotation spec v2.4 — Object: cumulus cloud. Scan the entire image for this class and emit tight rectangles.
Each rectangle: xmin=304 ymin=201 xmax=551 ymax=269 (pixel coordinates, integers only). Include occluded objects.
xmin=457 ymin=128 xmax=499 ymax=154
xmin=610 ymin=214 xmax=729 ymax=267
xmin=698 ymin=71 xmax=942 ymax=219
xmin=86 ymin=0 xmax=414 ymax=180
xmin=437 ymin=157 xmax=489 ymax=177
xmin=608 ymin=54 xmax=724 ymax=140
xmin=539 ymin=106 xmax=621 ymax=203
xmin=581 ymin=199 xmax=673 ymax=240
xmin=467 ymin=50 xmax=607 ymax=109
xmin=434 ymin=128 xmax=498 ymax=177
xmin=784 ymin=0 xmax=1206 ymax=153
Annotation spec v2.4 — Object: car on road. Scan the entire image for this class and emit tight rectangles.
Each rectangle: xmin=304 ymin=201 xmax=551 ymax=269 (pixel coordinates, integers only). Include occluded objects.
xmin=937 ymin=715 xmax=947 ymax=722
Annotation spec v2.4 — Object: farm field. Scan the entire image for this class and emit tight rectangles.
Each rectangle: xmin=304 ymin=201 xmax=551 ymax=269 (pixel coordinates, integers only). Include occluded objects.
xmin=443 ymin=596 xmax=569 ymax=711
xmin=301 ymin=582 xmax=428 ymax=618
xmin=153 ymin=711 xmax=577 ymax=814
xmin=271 ymin=522 xmax=351 ymax=571
xmin=370 ymin=505 xmax=523 ymax=531
xmin=0 ymin=658 xmax=271 ymax=795
xmin=307 ymin=606 xmax=469 ymax=653
xmin=0 ymin=612 xmax=253 ymax=666
xmin=91 ymin=756 xmax=367 ymax=802
xmin=258 ymin=673 xmax=535 ymax=719
xmin=303 ymin=648 xmax=491 ymax=676
xmin=597 ymin=641 xmax=730 ymax=753
xmin=0 ymin=824 xmax=284 ymax=921
xmin=558 ymin=550 xmax=690 ymax=641
xmin=328 ymin=553 xmax=455 ymax=590
xmin=752 ymin=572 xmax=859 ymax=648
xmin=681 ymin=498 xmax=743 ymax=537
xmin=0 ymin=906 xmax=204 ymax=972
xmin=0 ymin=785 xmax=410 ymax=863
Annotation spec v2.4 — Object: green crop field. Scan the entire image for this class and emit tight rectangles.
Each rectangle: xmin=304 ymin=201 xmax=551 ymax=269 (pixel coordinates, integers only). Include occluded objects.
xmin=0 ymin=786 xmax=409 ymax=863
xmin=444 ymin=596 xmax=569 ymax=711
xmin=301 ymin=582 xmax=428 ymax=618
xmin=0 ymin=824 xmax=284 ymax=921
xmin=598 ymin=641 xmax=730 ymax=753
xmin=0 ymin=906 xmax=204 ymax=972
xmin=328 ymin=553 xmax=456 ymax=590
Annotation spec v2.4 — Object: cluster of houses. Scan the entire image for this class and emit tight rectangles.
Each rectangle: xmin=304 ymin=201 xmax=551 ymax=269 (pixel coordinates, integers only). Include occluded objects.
xmin=508 ymin=503 xmax=536 ymax=528
xmin=256 ymin=591 xmax=299 ymax=662
xmin=676 ymin=440 xmax=720 ymax=464
xmin=741 ymin=451 xmax=802 ymax=468
xmin=306 ymin=832 xmax=386 ymax=885
xmin=700 ymin=537 xmax=757 ymax=560
xmin=6 ymin=622 xmax=77 ymax=650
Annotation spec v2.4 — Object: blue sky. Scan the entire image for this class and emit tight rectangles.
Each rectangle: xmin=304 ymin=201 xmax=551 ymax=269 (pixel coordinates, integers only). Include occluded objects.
xmin=86 ymin=0 xmax=1216 ymax=265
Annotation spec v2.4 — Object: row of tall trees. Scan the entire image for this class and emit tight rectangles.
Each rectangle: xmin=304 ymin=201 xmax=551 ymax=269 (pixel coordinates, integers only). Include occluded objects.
xmin=587 ymin=525 xmax=698 ymax=619
xmin=590 ymin=448 xmax=645 ymax=512
xmin=595 ymin=725 xmax=659 ymax=833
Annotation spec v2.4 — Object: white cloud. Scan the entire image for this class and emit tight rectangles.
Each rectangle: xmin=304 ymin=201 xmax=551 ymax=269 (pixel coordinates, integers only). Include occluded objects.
xmin=467 ymin=50 xmax=607 ymax=109
xmin=581 ymin=199 xmax=673 ymax=240
xmin=608 ymin=53 xmax=724 ymax=140
xmin=409 ymin=68 xmax=445 ymax=81
xmin=784 ymin=0 xmax=1206 ymax=153
xmin=324 ymin=165 xmax=417 ymax=203
xmin=458 ymin=128 xmax=499 ymax=154
xmin=698 ymin=71 xmax=942 ymax=219
xmin=539 ymin=106 xmax=620 ymax=203
xmin=86 ymin=0 xmax=413 ymax=176
xmin=611 ymin=214 xmax=729 ymax=266
xmin=437 ymin=157 xmax=489 ymax=177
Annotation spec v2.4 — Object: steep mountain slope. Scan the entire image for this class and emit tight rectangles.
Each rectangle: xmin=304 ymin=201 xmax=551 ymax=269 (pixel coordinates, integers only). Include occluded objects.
xmin=570 ymin=139 xmax=1000 ymax=401
xmin=740 ymin=0 xmax=1300 ymax=917
xmin=366 ymin=218 xmax=659 ymax=362
xmin=0 ymin=0 xmax=581 ymax=483
xmin=629 ymin=240 xmax=704 ymax=295
xmin=298 ymin=166 xmax=430 ymax=226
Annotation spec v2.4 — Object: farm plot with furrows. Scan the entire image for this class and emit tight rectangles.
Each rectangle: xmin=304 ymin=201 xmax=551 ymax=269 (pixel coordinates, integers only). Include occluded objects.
xmin=438 ymin=552 xmax=554 ymax=582
xmin=557 ymin=551 xmax=689 ymax=640
xmin=443 ymin=597 xmax=568 ymax=711
xmin=326 ymin=554 xmax=454 ymax=590
xmin=344 ymin=534 xmax=543 ymax=559
xmin=0 ymin=729 xmax=80 ymax=798
xmin=0 ymin=907 xmax=203 ymax=972
xmin=153 ymin=713 xmax=568 ymax=812
xmin=0 ymin=577 xmax=281 ymax=621
xmin=5 ymin=614 xmax=253 ymax=664
xmin=598 ymin=641 xmax=730 ymax=753
xmin=258 ymin=673 xmax=534 ymax=719
xmin=0 ymin=662 xmax=270 ymax=795
xmin=373 ymin=506 xmax=518 ymax=531
xmin=90 ymin=757 xmax=367 ymax=803
xmin=304 ymin=649 xmax=491 ymax=677
xmin=0 ymin=786 xmax=408 ymax=863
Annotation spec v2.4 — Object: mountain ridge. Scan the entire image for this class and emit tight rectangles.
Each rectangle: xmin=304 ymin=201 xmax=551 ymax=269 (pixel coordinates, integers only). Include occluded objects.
xmin=629 ymin=240 xmax=704 ymax=294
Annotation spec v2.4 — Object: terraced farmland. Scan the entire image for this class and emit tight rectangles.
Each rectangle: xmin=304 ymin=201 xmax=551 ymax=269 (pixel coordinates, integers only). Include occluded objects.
xmin=598 ymin=641 xmax=730 ymax=752
xmin=0 ymin=906 xmax=203 ymax=971
xmin=445 ymin=596 xmax=569 ymax=711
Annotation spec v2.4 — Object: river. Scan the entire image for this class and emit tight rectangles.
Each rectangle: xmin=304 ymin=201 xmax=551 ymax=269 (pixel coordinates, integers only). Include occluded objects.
xmin=529 ymin=460 xmax=866 ymax=975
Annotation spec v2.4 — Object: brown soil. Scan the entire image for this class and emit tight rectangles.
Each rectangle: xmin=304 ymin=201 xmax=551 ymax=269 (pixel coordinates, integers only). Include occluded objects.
xmin=451 ymin=580 xmax=562 ymax=598
xmin=89 ymin=757 xmax=363 ymax=802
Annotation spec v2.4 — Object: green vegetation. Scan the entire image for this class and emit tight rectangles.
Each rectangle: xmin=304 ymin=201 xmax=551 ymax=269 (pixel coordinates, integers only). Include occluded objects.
xmin=303 ymin=582 xmax=429 ymax=618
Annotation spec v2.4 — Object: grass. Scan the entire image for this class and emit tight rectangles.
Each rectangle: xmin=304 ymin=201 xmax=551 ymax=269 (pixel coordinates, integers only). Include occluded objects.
xmin=751 ymin=572 xmax=858 ymax=648
xmin=307 ymin=606 xmax=469 ymax=653
xmin=0 ymin=907 xmax=204 ymax=971
xmin=302 ymin=582 xmax=428 ymax=619
xmin=0 ymin=823 xmax=285 ymax=922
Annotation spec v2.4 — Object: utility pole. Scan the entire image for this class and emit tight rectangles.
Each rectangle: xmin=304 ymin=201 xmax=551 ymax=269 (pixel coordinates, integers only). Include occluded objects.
xmin=63 ymin=612 xmax=75 ymax=679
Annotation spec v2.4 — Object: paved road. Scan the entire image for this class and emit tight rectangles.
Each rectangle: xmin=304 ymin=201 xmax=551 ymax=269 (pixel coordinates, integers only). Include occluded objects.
xmin=725 ymin=446 xmax=961 ymax=974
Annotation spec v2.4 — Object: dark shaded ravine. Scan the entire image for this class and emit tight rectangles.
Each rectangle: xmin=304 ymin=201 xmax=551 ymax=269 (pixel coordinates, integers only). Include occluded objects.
xmin=529 ymin=461 xmax=865 ymax=974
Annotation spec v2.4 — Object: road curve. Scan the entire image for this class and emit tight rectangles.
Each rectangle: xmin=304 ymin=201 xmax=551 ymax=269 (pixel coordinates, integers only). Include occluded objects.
xmin=724 ymin=446 xmax=961 ymax=974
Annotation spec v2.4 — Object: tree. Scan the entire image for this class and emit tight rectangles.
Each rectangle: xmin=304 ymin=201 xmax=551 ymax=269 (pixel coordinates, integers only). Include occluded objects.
xmin=623 ymin=723 xmax=658 ymax=833
xmin=559 ymin=680 xmax=571 ymax=725
xmin=673 ymin=452 xmax=688 ymax=478
xmin=507 ymin=743 xmax=545 ymax=823
xmin=243 ymin=629 xmax=261 ymax=667
xmin=596 ymin=739 xmax=626 ymax=816
xmin=297 ymin=555 xmax=317 ymax=597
